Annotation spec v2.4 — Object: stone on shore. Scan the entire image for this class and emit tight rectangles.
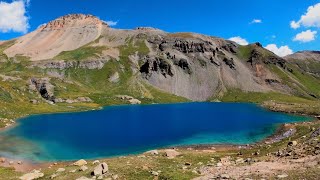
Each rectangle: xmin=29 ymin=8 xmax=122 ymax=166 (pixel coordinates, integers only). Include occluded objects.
xmin=19 ymin=170 xmax=44 ymax=180
xmin=79 ymin=165 xmax=88 ymax=171
xmin=92 ymin=160 xmax=100 ymax=165
xmin=164 ymin=149 xmax=181 ymax=159
xmin=91 ymin=162 xmax=108 ymax=176
xmin=146 ymin=150 xmax=159 ymax=155
xmin=73 ymin=159 xmax=87 ymax=166
xmin=0 ymin=157 xmax=5 ymax=163
xmin=56 ymin=168 xmax=65 ymax=172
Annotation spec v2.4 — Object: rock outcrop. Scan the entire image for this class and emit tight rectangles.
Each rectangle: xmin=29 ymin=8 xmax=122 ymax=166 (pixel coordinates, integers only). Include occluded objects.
xmin=116 ymin=95 xmax=141 ymax=104
xmin=29 ymin=78 xmax=55 ymax=102
xmin=30 ymin=59 xmax=108 ymax=70
xmin=1 ymin=13 xmax=319 ymax=102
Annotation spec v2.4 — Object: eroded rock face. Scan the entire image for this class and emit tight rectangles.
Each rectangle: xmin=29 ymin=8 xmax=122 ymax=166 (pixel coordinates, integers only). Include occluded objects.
xmin=40 ymin=14 xmax=107 ymax=31
xmin=174 ymin=59 xmax=192 ymax=74
xmin=173 ymin=40 xmax=213 ymax=53
xmin=29 ymin=78 xmax=55 ymax=102
xmin=223 ymin=58 xmax=236 ymax=70
xmin=140 ymin=57 xmax=174 ymax=78
xmin=30 ymin=59 xmax=108 ymax=70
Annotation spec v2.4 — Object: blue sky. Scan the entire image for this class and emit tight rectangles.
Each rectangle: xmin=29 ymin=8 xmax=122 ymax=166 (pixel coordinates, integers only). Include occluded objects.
xmin=0 ymin=0 xmax=319 ymax=56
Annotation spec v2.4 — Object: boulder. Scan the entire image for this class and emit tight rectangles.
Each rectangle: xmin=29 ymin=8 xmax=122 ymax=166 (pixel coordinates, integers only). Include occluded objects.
xmin=73 ymin=159 xmax=87 ymax=166
xmin=91 ymin=162 xmax=108 ymax=176
xmin=146 ymin=150 xmax=159 ymax=155
xmin=129 ymin=98 xmax=141 ymax=105
xmin=220 ymin=174 xmax=230 ymax=179
xmin=151 ymin=171 xmax=159 ymax=176
xmin=108 ymin=72 xmax=120 ymax=83
xmin=277 ymin=174 xmax=288 ymax=178
xmin=50 ymin=173 xmax=58 ymax=179
xmin=69 ymin=169 xmax=76 ymax=173
xmin=56 ymin=168 xmax=65 ymax=172
xmin=288 ymin=141 xmax=298 ymax=146
xmin=164 ymin=149 xmax=181 ymax=159
xmin=19 ymin=170 xmax=44 ymax=180
xmin=0 ymin=157 xmax=6 ymax=163
xmin=79 ymin=165 xmax=88 ymax=171
xmin=92 ymin=160 xmax=100 ymax=165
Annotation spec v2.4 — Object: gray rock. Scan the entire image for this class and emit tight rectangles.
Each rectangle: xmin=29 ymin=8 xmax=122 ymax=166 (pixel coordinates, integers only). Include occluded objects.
xmin=108 ymin=72 xmax=120 ymax=83
xmin=220 ymin=174 xmax=230 ymax=179
xmin=56 ymin=168 xmax=65 ymax=172
xmin=164 ymin=149 xmax=181 ymax=159
xmin=79 ymin=165 xmax=88 ymax=171
xmin=277 ymin=174 xmax=288 ymax=178
xmin=50 ymin=173 xmax=58 ymax=179
xmin=151 ymin=171 xmax=159 ymax=176
xmin=73 ymin=159 xmax=87 ymax=166
xmin=19 ymin=170 xmax=44 ymax=180
xmin=288 ymin=141 xmax=298 ymax=146
xmin=91 ymin=162 xmax=108 ymax=176
xmin=92 ymin=160 xmax=100 ymax=165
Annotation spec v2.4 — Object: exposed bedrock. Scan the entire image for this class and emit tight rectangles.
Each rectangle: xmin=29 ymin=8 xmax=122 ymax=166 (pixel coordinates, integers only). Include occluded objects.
xmin=29 ymin=78 xmax=55 ymax=102
xmin=140 ymin=57 xmax=174 ymax=79
xmin=30 ymin=59 xmax=109 ymax=70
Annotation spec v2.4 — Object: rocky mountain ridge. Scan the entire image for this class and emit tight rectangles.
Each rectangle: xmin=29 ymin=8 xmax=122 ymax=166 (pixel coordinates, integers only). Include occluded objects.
xmin=0 ymin=14 xmax=319 ymax=104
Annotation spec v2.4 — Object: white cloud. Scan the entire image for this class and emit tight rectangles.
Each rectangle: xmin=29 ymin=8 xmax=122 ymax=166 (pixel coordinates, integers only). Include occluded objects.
xmin=265 ymin=44 xmax=293 ymax=57
xmin=103 ymin=20 xmax=118 ymax=26
xmin=250 ymin=19 xmax=262 ymax=24
xmin=0 ymin=1 xmax=29 ymax=33
xmin=290 ymin=3 xmax=320 ymax=29
xmin=290 ymin=21 xmax=300 ymax=29
xmin=293 ymin=30 xmax=317 ymax=42
xmin=228 ymin=36 xmax=249 ymax=45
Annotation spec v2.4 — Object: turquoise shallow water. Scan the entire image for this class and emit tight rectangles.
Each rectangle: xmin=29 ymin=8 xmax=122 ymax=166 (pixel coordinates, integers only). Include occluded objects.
xmin=0 ymin=103 xmax=311 ymax=162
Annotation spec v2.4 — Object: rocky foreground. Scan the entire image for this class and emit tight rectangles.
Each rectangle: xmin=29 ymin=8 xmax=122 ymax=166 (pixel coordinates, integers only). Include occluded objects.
xmin=0 ymin=120 xmax=319 ymax=180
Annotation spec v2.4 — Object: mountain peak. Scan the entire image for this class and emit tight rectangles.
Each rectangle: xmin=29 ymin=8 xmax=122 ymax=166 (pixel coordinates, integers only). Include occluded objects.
xmin=40 ymin=14 xmax=108 ymax=31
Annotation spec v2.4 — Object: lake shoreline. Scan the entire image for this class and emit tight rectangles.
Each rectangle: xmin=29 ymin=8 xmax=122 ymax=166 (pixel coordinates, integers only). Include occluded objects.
xmin=0 ymin=102 xmax=317 ymax=173
xmin=1 ymin=117 xmax=317 ymax=173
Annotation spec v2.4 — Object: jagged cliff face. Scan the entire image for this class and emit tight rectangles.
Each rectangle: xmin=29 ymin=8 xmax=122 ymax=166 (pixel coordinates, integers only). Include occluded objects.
xmin=1 ymin=14 xmax=319 ymax=102
xmin=138 ymin=34 xmax=283 ymax=100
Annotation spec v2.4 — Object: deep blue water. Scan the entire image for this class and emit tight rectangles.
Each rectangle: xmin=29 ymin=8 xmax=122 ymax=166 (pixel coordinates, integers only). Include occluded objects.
xmin=0 ymin=103 xmax=311 ymax=162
